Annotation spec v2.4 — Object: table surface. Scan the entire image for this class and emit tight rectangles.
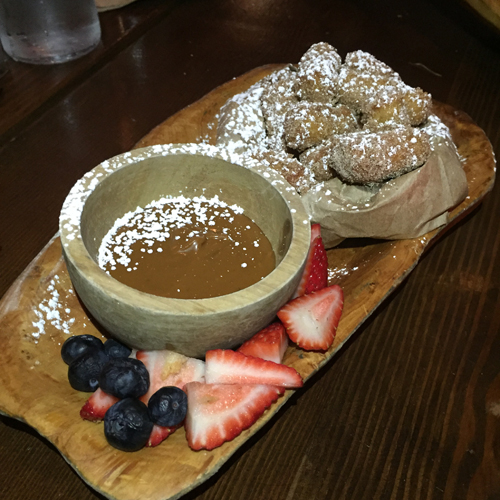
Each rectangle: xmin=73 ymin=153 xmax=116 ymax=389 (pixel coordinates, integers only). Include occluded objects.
xmin=1 ymin=0 xmax=499 ymax=499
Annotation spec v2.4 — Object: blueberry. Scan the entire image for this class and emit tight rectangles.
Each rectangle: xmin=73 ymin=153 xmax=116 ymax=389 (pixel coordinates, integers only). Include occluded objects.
xmin=104 ymin=398 xmax=153 ymax=452
xmin=68 ymin=348 xmax=109 ymax=392
xmin=61 ymin=334 xmax=103 ymax=365
xmin=104 ymin=338 xmax=132 ymax=360
xmin=148 ymin=386 xmax=188 ymax=427
xmin=99 ymin=358 xmax=149 ymax=399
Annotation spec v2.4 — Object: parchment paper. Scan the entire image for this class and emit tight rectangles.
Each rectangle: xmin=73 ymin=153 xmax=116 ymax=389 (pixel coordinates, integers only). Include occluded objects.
xmin=301 ymin=137 xmax=468 ymax=248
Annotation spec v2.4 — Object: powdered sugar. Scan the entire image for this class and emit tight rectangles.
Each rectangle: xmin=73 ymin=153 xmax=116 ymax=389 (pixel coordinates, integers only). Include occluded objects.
xmin=423 ymin=114 xmax=455 ymax=143
xmin=31 ymin=274 xmax=82 ymax=341
xmin=98 ymin=194 xmax=245 ymax=271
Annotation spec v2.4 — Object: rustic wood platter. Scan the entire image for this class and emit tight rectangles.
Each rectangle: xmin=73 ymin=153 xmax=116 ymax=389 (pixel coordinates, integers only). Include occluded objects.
xmin=0 ymin=65 xmax=495 ymax=500
xmin=463 ymin=0 xmax=500 ymax=31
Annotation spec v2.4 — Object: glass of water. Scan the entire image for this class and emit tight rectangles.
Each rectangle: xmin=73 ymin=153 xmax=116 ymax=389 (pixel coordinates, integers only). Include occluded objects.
xmin=0 ymin=0 xmax=101 ymax=64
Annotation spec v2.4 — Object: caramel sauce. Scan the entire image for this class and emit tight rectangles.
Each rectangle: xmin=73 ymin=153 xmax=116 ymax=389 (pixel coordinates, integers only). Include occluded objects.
xmin=98 ymin=195 xmax=275 ymax=299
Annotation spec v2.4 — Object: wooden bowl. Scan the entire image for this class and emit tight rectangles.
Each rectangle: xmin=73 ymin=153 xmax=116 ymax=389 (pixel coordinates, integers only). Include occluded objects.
xmin=59 ymin=143 xmax=311 ymax=357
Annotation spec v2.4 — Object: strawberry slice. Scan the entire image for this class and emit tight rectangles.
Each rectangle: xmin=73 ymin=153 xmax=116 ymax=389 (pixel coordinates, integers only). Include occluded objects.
xmin=80 ymin=388 xmax=119 ymax=422
xmin=237 ymin=322 xmax=288 ymax=364
xmin=136 ymin=349 xmax=205 ymax=404
xmin=205 ymin=349 xmax=302 ymax=388
xmin=278 ymin=284 xmax=344 ymax=351
xmin=147 ymin=424 xmax=179 ymax=447
xmin=185 ymin=382 xmax=284 ymax=450
xmin=310 ymin=221 xmax=322 ymax=241
xmin=294 ymin=223 xmax=328 ymax=298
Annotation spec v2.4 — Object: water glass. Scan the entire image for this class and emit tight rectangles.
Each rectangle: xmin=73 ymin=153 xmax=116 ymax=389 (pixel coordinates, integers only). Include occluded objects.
xmin=0 ymin=0 xmax=101 ymax=64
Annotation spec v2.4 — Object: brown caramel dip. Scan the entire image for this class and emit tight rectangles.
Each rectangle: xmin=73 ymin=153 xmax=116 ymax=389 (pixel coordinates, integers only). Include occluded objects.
xmin=98 ymin=195 xmax=275 ymax=299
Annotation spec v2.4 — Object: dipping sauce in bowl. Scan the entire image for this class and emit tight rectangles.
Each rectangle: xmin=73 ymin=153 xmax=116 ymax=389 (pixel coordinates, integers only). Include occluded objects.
xmin=99 ymin=195 xmax=275 ymax=299
xmin=59 ymin=143 xmax=311 ymax=357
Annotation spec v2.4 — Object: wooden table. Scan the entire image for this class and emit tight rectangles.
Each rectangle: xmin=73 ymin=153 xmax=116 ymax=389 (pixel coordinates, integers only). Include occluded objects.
xmin=0 ymin=0 xmax=499 ymax=498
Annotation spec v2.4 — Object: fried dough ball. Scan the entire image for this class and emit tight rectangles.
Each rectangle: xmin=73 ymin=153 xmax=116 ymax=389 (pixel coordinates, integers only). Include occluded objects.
xmin=344 ymin=50 xmax=396 ymax=77
xmin=360 ymin=86 xmax=410 ymax=130
xmin=338 ymin=50 xmax=432 ymax=129
xmin=251 ymin=150 xmax=314 ymax=194
xmin=260 ymin=66 xmax=298 ymax=150
xmin=329 ymin=126 xmax=431 ymax=184
xmin=337 ymin=51 xmax=400 ymax=111
xmin=300 ymin=142 xmax=336 ymax=182
xmin=301 ymin=42 xmax=343 ymax=69
xmin=284 ymin=102 xmax=358 ymax=152
xmin=294 ymin=42 xmax=342 ymax=103
xmin=402 ymin=86 xmax=432 ymax=126
xmin=337 ymin=67 xmax=400 ymax=113
xmin=216 ymin=82 xmax=266 ymax=151
xmin=361 ymin=85 xmax=432 ymax=130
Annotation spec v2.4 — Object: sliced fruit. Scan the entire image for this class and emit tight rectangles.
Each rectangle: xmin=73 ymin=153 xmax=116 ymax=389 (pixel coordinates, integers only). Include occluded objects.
xmin=237 ymin=322 xmax=288 ymax=364
xmin=80 ymin=388 xmax=119 ymax=422
xmin=278 ymin=284 xmax=344 ymax=351
xmin=147 ymin=424 xmax=179 ymax=448
xmin=185 ymin=382 xmax=284 ymax=451
xmin=205 ymin=349 xmax=302 ymax=388
xmin=136 ymin=349 xmax=205 ymax=404
xmin=310 ymin=222 xmax=322 ymax=241
xmin=293 ymin=223 xmax=328 ymax=298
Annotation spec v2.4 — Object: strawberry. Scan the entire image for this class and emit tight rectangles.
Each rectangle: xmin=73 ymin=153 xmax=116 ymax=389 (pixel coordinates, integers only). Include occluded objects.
xmin=310 ymin=221 xmax=322 ymax=241
xmin=278 ymin=284 xmax=344 ymax=351
xmin=294 ymin=223 xmax=328 ymax=298
xmin=237 ymin=322 xmax=288 ymax=364
xmin=147 ymin=424 xmax=179 ymax=447
xmin=185 ymin=382 xmax=284 ymax=450
xmin=205 ymin=349 xmax=302 ymax=388
xmin=80 ymin=388 xmax=119 ymax=422
xmin=136 ymin=349 xmax=205 ymax=404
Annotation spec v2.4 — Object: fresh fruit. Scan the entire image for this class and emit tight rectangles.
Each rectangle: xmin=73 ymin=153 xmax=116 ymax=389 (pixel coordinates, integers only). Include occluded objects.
xmin=278 ymin=284 xmax=344 ymax=351
xmin=309 ymin=222 xmax=322 ymax=241
xmin=205 ymin=349 xmax=303 ymax=388
xmin=104 ymin=398 xmax=154 ymax=452
xmin=237 ymin=322 xmax=288 ymax=364
xmin=148 ymin=386 xmax=188 ymax=427
xmin=80 ymin=388 xmax=119 ymax=422
xmin=61 ymin=334 xmax=104 ymax=365
xmin=80 ymin=388 xmax=179 ymax=448
xmin=99 ymin=358 xmax=150 ymax=399
xmin=147 ymin=424 xmax=178 ymax=448
xmin=185 ymin=382 xmax=284 ymax=451
xmin=103 ymin=338 xmax=132 ymax=360
xmin=136 ymin=349 xmax=205 ymax=404
xmin=68 ymin=348 xmax=109 ymax=392
xmin=293 ymin=223 xmax=328 ymax=298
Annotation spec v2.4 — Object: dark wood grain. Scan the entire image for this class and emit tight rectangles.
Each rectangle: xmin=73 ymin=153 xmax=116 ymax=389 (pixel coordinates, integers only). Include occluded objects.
xmin=0 ymin=0 xmax=499 ymax=499
xmin=0 ymin=0 xmax=182 ymax=143
xmin=0 ymin=69 xmax=493 ymax=500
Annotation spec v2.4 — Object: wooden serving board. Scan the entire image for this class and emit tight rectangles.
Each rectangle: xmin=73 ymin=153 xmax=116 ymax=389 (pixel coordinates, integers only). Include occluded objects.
xmin=463 ymin=0 xmax=500 ymax=31
xmin=0 ymin=65 xmax=495 ymax=500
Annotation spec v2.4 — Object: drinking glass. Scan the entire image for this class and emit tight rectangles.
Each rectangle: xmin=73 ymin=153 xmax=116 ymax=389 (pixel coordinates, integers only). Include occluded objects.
xmin=0 ymin=0 xmax=101 ymax=64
